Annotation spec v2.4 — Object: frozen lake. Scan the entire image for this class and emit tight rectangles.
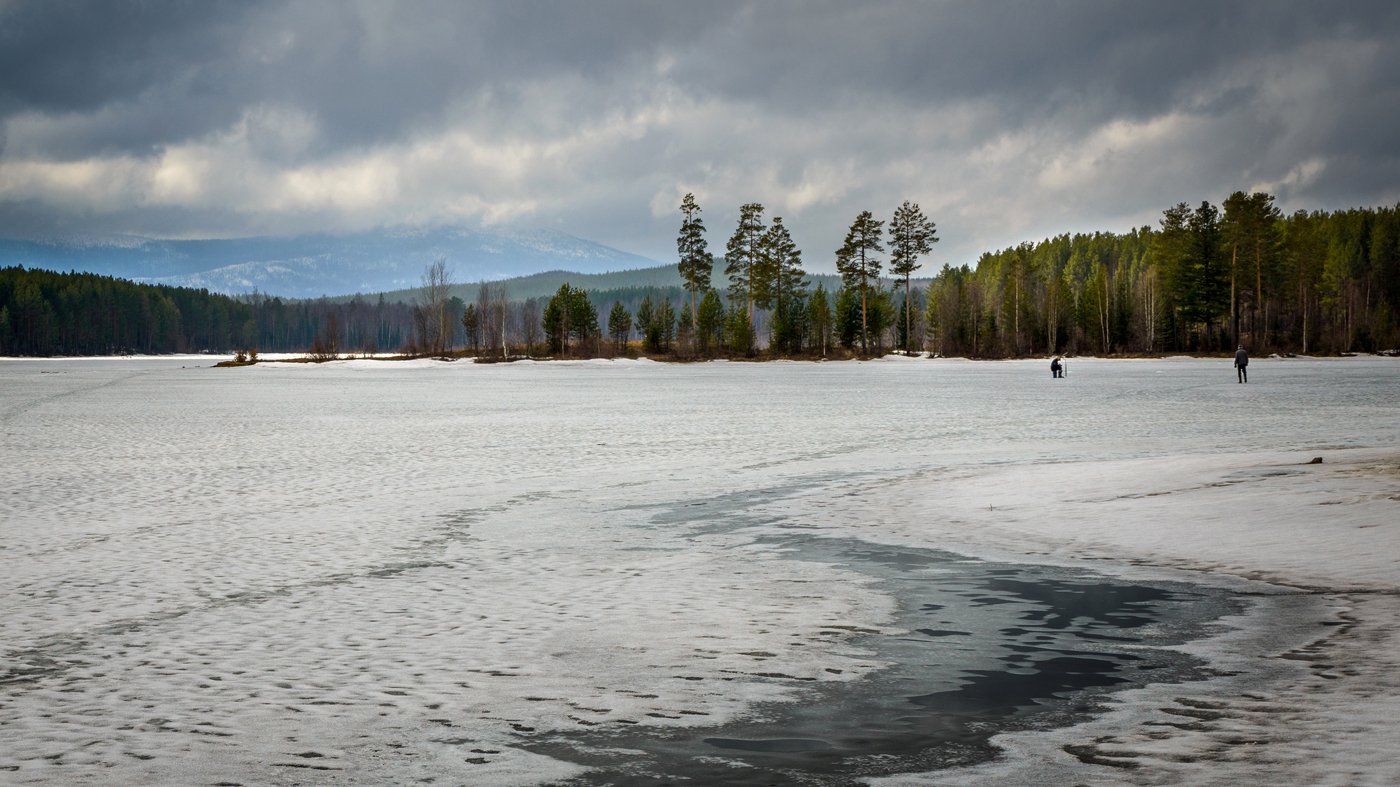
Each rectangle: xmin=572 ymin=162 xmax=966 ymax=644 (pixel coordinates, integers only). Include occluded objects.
xmin=2 ymin=355 xmax=1398 ymax=784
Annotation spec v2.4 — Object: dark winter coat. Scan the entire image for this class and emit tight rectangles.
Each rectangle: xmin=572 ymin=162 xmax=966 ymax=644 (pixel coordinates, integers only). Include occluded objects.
xmin=1235 ymin=348 xmax=1249 ymax=367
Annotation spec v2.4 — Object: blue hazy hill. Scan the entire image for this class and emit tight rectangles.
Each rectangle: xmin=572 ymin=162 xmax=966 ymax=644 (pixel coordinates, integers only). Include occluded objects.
xmin=0 ymin=226 xmax=662 ymax=298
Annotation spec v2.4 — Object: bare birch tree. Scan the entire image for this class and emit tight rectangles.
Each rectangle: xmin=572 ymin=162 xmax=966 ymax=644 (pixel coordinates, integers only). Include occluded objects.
xmin=419 ymin=257 xmax=453 ymax=356
xmin=520 ymin=297 xmax=542 ymax=356
xmin=477 ymin=281 xmax=510 ymax=359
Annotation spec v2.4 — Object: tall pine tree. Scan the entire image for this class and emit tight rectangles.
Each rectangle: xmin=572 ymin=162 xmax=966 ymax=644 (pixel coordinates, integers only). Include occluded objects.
xmin=1223 ymin=191 xmax=1282 ymax=345
xmin=888 ymin=200 xmax=938 ymax=354
xmin=758 ymin=217 xmax=808 ymax=355
xmin=725 ymin=203 xmax=766 ymax=332
xmin=676 ymin=193 xmax=711 ymax=330
xmin=835 ymin=210 xmax=885 ymax=354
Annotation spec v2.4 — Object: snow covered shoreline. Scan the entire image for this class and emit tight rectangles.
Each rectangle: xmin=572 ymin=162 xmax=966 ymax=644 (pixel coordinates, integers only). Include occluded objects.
xmin=3 ymin=350 xmax=1396 ymax=365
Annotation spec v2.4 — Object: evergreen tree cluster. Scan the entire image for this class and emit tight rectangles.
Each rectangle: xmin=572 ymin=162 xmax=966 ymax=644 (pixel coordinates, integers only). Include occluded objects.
xmin=541 ymin=283 xmax=599 ymax=356
xmin=663 ymin=193 xmax=936 ymax=358
xmin=925 ymin=197 xmax=1400 ymax=357
xmin=0 ymin=266 xmax=432 ymax=357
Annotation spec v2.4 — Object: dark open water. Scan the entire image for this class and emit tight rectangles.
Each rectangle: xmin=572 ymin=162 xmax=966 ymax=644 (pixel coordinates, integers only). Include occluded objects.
xmin=523 ymin=535 xmax=1239 ymax=785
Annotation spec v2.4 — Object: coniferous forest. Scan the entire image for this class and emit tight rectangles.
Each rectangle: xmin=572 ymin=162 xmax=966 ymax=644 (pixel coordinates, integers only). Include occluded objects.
xmin=2 ymin=193 xmax=1397 ymax=358
xmin=931 ymin=198 xmax=1400 ymax=357
xmin=0 ymin=268 xmax=425 ymax=356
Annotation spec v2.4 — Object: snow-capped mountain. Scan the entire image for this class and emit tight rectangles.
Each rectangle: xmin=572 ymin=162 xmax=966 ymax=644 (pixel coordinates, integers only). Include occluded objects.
xmin=0 ymin=227 xmax=661 ymax=298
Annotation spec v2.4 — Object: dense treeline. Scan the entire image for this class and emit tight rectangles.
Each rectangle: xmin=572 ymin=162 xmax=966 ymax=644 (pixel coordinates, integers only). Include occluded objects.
xmin=5 ymin=193 xmax=1396 ymax=359
xmin=0 ymin=267 xmax=430 ymax=356
xmin=927 ymin=198 xmax=1400 ymax=356
xmin=0 ymin=267 xmax=242 ymax=355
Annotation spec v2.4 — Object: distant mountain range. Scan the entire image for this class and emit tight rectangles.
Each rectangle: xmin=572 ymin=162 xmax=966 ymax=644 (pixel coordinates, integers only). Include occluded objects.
xmin=0 ymin=227 xmax=663 ymax=298
xmin=353 ymin=265 xmax=692 ymax=305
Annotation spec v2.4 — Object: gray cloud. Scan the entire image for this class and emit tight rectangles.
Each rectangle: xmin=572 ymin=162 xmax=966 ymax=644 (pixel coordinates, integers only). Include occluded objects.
xmin=2 ymin=1 xmax=1398 ymax=269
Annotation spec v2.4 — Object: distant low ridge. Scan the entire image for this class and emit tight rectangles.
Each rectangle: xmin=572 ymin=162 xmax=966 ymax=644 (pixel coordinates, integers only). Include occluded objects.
xmin=0 ymin=226 xmax=662 ymax=299
xmin=355 ymin=265 xmax=691 ymax=305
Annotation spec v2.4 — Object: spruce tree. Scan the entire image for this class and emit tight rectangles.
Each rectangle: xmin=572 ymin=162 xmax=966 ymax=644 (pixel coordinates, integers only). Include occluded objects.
xmin=542 ymin=284 xmax=574 ymax=356
xmin=771 ymin=294 xmax=807 ymax=356
xmin=570 ymin=289 xmax=599 ymax=354
xmin=632 ymin=296 xmax=653 ymax=352
xmin=726 ymin=301 xmax=755 ymax=356
xmin=867 ymin=286 xmax=895 ymax=353
xmin=655 ymin=298 xmax=676 ymax=353
xmin=697 ymin=289 xmax=724 ymax=356
xmin=835 ymin=286 xmax=861 ymax=350
xmin=462 ymin=303 xmax=481 ymax=355
xmin=607 ymin=300 xmax=632 ymax=355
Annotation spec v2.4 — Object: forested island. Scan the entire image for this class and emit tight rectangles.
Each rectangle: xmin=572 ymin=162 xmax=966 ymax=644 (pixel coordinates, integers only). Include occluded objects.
xmin=2 ymin=192 xmax=1397 ymax=359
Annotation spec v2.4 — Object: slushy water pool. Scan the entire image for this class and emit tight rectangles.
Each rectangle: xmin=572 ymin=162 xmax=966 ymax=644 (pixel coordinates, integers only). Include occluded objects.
xmin=529 ymin=536 xmax=1237 ymax=785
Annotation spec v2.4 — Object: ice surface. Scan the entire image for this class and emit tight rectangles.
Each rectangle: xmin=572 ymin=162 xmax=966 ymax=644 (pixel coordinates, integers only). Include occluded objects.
xmin=1 ymin=354 xmax=1397 ymax=784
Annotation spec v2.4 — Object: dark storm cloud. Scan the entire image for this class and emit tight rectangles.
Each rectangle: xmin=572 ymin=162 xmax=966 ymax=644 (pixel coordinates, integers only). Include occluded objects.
xmin=2 ymin=1 xmax=1399 ymax=263
xmin=0 ymin=0 xmax=722 ymax=156
xmin=0 ymin=1 xmax=260 ymax=115
xmin=665 ymin=1 xmax=1400 ymax=142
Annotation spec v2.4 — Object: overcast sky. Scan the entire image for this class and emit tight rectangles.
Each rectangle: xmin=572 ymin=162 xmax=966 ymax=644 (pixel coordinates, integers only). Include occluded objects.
xmin=2 ymin=1 xmax=1398 ymax=272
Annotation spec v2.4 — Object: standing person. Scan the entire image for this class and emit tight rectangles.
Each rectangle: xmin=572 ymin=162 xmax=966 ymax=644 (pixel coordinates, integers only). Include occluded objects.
xmin=1235 ymin=344 xmax=1249 ymax=383
xmin=1051 ymin=356 xmax=1062 ymax=378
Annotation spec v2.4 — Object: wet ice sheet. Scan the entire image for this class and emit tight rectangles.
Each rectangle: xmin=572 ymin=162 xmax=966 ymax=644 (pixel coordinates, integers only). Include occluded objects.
xmin=1 ymin=355 xmax=1398 ymax=784
xmin=525 ymin=537 xmax=1239 ymax=785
